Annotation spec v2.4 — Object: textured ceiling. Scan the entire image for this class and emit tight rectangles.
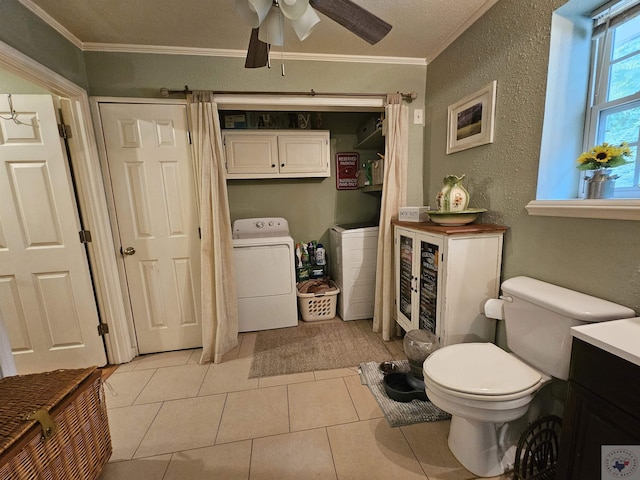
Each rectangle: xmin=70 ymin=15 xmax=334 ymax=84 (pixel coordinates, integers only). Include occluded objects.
xmin=20 ymin=0 xmax=499 ymax=63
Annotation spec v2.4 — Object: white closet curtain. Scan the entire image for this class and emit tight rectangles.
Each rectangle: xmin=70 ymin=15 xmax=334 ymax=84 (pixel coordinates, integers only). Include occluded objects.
xmin=373 ymin=93 xmax=408 ymax=341
xmin=188 ymin=92 xmax=239 ymax=364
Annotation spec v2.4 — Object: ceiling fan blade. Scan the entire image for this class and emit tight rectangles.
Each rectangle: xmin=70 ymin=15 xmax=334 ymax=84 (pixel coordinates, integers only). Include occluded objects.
xmin=245 ymin=28 xmax=270 ymax=68
xmin=309 ymin=0 xmax=391 ymax=45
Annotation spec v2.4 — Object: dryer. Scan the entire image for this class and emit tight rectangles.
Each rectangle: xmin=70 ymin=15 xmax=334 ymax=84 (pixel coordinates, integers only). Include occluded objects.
xmin=232 ymin=218 xmax=297 ymax=332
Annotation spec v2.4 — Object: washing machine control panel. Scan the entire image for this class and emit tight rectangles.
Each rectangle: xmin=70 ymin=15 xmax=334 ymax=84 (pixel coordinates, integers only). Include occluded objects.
xmin=254 ymin=219 xmax=280 ymax=230
xmin=233 ymin=217 xmax=290 ymax=238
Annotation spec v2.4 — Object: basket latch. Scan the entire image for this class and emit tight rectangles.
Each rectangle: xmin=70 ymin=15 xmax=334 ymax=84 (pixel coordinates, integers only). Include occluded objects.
xmin=25 ymin=408 xmax=57 ymax=441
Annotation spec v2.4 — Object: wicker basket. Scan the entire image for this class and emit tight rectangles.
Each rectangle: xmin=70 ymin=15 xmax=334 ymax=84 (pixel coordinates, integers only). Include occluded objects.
xmin=297 ymin=280 xmax=340 ymax=321
xmin=0 ymin=367 xmax=112 ymax=479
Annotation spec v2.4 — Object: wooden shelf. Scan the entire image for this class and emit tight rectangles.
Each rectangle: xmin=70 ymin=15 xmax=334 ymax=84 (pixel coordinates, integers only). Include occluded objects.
xmin=362 ymin=184 xmax=383 ymax=193
xmin=355 ymin=128 xmax=384 ymax=150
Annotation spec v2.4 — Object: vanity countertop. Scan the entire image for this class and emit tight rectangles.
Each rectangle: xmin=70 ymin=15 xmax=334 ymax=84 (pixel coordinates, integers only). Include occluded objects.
xmin=571 ymin=316 xmax=640 ymax=367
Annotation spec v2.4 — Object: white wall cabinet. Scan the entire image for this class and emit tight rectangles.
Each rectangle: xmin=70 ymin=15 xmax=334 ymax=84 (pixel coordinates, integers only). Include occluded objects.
xmin=223 ymin=130 xmax=330 ymax=179
xmin=394 ymin=221 xmax=506 ymax=346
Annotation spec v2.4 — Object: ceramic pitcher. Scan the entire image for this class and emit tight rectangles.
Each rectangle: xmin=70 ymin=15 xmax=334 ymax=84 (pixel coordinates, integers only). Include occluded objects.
xmin=435 ymin=174 xmax=470 ymax=212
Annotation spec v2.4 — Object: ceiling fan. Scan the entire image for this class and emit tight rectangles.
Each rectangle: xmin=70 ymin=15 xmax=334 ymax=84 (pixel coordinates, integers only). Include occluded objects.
xmin=235 ymin=0 xmax=392 ymax=68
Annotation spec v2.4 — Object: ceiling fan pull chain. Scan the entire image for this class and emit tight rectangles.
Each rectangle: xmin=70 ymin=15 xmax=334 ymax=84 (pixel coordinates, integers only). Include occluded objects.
xmin=280 ymin=10 xmax=286 ymax=76
xmin=281 ymin=42 xmax=285 ymax=76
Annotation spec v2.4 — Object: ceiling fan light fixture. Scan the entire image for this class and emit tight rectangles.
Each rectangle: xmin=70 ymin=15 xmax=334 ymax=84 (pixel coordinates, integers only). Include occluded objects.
xmin=291 ymin=5 xmax=321 ymax=41
xmin=258 ymin=6 xmax=284 ymax=46
xmin=234 ymin=0 xmax=271 ymax=28
xmin=279 ymin=0 xmax=310 ymax=20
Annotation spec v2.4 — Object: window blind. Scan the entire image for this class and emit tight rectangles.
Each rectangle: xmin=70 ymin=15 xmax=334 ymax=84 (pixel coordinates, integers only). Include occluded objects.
xmin=593 ymin=0 xmax=640 ymax=34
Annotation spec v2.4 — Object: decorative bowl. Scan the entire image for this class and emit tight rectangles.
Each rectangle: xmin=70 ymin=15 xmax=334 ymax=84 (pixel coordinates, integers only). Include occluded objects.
xmin=428 ymin=208 xmax=487 ymax=226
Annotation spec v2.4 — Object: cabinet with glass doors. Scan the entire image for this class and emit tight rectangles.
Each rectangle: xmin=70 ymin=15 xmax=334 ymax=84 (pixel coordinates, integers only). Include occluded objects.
xmin=394 ymin=221 xmax=507 ymax=346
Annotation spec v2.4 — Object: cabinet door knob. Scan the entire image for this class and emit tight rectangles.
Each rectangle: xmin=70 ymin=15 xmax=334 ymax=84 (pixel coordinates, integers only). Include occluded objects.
xmin=271 ymin=164 xmax=276 ymax=168
xmin=281 ymin=163 xmax=285 ymax=167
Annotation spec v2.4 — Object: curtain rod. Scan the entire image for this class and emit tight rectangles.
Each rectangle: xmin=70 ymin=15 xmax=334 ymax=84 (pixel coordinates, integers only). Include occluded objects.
xmin=159 ymin=86 xmax=417 ymax=103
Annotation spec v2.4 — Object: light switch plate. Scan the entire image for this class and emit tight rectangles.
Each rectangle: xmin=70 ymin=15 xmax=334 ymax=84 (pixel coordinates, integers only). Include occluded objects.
xmin=413 ymin=109 xmax=424 ymax=125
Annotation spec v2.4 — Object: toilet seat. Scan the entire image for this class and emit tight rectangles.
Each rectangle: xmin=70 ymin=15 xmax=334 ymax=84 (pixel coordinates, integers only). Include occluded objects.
xmin=423 ymin=343 xmax=543 ymax=401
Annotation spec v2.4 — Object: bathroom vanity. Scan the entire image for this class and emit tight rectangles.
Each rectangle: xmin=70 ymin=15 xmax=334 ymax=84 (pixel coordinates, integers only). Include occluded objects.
xmin=557 ymin=317 xmax=640 ymax=479
xmin=392 ymin=221 xmax=507 ymax=346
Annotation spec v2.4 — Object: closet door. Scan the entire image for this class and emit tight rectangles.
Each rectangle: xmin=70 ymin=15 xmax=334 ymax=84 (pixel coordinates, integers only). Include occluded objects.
xmin=100 ymin=103 xmax=201 ymax=354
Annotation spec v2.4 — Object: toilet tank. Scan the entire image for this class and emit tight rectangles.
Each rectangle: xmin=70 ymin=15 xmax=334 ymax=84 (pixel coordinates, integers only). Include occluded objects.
xmin=501 ymin=276 xmax=636 ymax=380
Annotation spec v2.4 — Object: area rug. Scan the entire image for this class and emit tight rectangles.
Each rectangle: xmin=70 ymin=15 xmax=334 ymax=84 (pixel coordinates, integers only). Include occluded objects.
xmin=359 ymin=360 xmax=451 ymax=427
xmin=249 ymin=320 xmax=394 ymax=378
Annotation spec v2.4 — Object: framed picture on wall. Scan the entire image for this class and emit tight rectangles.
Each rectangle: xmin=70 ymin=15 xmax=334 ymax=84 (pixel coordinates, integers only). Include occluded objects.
xmin=446 ymin=80 xmax=497 ymax=154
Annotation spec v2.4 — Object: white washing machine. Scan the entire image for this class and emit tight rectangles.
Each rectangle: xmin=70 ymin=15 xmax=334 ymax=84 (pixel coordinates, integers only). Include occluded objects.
xmin=232 ymin=217 xmax=297 ymax=332
xmin=329 ymin=222 xmax=379 ymax=321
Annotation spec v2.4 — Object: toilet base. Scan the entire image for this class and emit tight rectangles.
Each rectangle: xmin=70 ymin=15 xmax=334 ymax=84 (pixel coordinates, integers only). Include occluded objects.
xmin=448 ymin=416 xmax=516 ymax=478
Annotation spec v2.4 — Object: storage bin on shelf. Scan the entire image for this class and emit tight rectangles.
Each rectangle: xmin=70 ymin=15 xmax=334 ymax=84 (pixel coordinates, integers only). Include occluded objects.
xmin=297 ymin=279 xmax=340 ymax=321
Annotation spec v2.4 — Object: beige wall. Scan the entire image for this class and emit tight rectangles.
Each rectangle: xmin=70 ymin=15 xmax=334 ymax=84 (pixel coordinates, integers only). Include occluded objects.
xmin=424 ymin=0 xmax=640 ymax=315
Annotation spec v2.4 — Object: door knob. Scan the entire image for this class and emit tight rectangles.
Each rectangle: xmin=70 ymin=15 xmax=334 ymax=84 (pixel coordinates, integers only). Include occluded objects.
xmin=123 ymin=247 xmax=136 ymax=256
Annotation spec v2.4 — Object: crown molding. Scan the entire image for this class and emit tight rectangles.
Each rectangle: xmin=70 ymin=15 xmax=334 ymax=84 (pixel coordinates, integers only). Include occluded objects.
xmin=17 ymin=0 xmax=426 ymax=66
xmin=17 ymin=0 xmax=84 ymax=50
xmin=82 ymin=42 xmax=427 ymax=66
xmin=427 ymin=0 xmax=500 ymax=63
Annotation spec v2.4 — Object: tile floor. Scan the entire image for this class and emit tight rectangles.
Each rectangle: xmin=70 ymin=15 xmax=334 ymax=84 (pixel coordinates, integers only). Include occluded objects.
xmin=99 ymin=320 xmax=512 ymax=480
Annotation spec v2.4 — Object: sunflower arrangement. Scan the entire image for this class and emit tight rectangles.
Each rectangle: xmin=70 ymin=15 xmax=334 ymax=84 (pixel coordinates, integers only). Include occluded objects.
xmin=576 ymin=142 xmax=632 ymax=171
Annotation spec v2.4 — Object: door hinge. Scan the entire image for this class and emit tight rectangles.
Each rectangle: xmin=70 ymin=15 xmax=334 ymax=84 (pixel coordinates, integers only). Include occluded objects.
xmin=187 ymin=130 xmax=192 ymax=144
xmin=97 ymin=323 xmax=109 ymax=336
xmin=79 ymin=230 xmax=92 ymax=243
xmin=58 ymin=123 xmax=72 ymax=139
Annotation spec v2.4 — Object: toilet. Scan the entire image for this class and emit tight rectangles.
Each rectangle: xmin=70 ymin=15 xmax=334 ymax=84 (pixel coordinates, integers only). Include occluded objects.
xmin=422 ymin=276 xmax=636 ymax=477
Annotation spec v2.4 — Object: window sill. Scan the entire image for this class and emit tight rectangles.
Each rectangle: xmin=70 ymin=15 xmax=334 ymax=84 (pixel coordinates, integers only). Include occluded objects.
xmin=526 ymin=199 xmax=640 ymax=221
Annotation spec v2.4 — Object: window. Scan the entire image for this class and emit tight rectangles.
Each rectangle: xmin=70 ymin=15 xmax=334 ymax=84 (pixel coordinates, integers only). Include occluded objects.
xmin=585 ymin=1 xmax=640 ymax=198
xmin=528 ymin=0 xmax=640 ymax=220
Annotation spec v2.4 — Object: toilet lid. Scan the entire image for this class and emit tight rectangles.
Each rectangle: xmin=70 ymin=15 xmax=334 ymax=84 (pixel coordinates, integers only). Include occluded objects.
xmin=423 ymin=343 xmax=542 ymax=396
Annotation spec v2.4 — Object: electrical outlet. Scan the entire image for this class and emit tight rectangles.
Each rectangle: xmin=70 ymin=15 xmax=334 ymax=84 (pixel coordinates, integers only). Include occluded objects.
xmin=413 ymin=109 xmax=424 ymax=125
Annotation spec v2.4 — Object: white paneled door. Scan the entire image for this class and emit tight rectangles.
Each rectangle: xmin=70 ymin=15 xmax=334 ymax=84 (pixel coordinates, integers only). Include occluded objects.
xmin=0 ymin=94 xmax=106 ymax=373
xmin=99 ymin=103 xmax=201 ymax=354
